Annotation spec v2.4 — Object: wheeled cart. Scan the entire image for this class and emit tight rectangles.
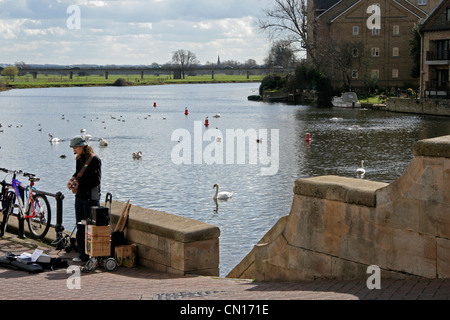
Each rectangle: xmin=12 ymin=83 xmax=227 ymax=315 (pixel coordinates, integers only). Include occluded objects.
xmin=83 ymin=256 xmax=117 ymax=272
xmin=78 ymin=194 xmax=117 ymax=272
xmin=82 ymin=221 xmax=117 ymax=272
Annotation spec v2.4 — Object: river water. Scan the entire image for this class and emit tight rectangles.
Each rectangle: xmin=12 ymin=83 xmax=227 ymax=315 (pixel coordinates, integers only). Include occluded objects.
xmin=0 ymin=83 xmax=449 ymax=276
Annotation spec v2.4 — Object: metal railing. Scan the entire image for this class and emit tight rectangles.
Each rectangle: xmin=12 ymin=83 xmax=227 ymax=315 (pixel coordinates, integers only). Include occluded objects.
xmin=425 ymin=81 xmax=449 ymax=98
xmin=426 ymin=50 xmax=450 ymax=61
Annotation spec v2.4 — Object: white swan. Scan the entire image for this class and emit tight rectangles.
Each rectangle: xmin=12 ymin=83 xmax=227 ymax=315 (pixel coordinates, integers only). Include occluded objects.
xmin=213 ymin=184 xmax=233 ymax=200
xmin=48 ymin=133 xmax=61 ymax=143
xmin=213 ymin=113 xmax=221 ymax=118
xmin=357 ymin=160 xmax=366 ymax=175
xmin=80 ymin=129 xmax=92 ymax=141
xmin=99 ymin=138 xmax=108 ymax=147
xmin=133 ymin=151 xmax=142 ymax=160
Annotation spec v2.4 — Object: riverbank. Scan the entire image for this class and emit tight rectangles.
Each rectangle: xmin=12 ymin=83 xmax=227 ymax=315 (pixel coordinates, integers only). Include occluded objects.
xmin=0 ymin=74 xmax=264 ymax=90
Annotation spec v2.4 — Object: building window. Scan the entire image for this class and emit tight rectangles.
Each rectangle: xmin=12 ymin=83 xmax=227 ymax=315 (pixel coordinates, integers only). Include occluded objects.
xmin=372 ymin=47 xmax=380 ymax=57
xmin=418 ymin=0 xmax=426 ymax=5
xmin=393 ymin=47 xmax=399 ymax=57
xmin=352 ymin=48 xmax=359 ymax=57
xmin=353 ymin=26 xmax=359 ymax=35
xmin=371 ymin=70 xmax=379 ymax=78
xmin=352 ymin=70 xmax=358 ymax=78
xmin=447 ymin=8 xmax=450 ymax=21
xmin=393 ymin=25 xmax=400 ymax=35
xmin=372 ymin=27 xmax=380 ymax=35
xmin=392 ymin=69 xmax=399 ymax=78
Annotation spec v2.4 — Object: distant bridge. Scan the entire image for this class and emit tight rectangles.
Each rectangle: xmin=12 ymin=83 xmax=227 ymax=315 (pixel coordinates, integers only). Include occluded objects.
xmin=19 ymin=66 xmax=294 ymax=80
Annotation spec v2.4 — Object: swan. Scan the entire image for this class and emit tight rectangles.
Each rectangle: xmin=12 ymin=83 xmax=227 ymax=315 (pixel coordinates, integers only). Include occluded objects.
xmin=357 ymin=160 xmax=366 ymax=175
xmin=80 ymin=129 xmax=92 ymax=141
xmin=99 ymin=138 xmax=108 ymax=147
xmin=133 ymin=151 xmax=142 ymax=160
xmin=213 ymin=113 xmax=221 ymax=118
xmin=213 ymin=184 xmax=233 ymax=200
xmin=48 ymin=133 xmax=61 ymax=143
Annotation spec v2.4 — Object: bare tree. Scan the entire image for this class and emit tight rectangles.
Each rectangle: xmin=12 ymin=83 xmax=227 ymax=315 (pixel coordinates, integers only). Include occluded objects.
xmin=258 ymin=0 xmax=327 ymax=70
xmin=171 ymin=49 xmax=199 ymax=79
xmin=265 ymin=40 xmax=297 ymax=68
xmin=332 ymin=41 xmax=370 ymax=90
xmin=259 ymin=1 xmax=308 ymax=54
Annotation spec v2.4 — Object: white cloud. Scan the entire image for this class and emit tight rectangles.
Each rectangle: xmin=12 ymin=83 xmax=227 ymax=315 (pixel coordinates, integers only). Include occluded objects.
xmin=0 ymin=0 xmax=273 ymax=65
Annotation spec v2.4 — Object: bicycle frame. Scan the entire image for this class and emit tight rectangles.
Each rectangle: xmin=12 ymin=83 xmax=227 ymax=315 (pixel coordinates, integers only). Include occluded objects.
xmin=11 ymin=176 xmax=40 ymax=219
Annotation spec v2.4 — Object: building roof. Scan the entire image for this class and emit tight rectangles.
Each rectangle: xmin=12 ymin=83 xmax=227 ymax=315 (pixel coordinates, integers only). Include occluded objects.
xmin=315 ymin=0 xmax=428 ymax=24
xmin=420 ymin=0 xmax=450 ymax=32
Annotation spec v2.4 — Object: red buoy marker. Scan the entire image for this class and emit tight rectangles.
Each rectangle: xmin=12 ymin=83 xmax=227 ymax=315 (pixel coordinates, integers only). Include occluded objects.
xmin=305 ymin=133 xmax=311 ymax=141
xmin=185 ymin=107 xmax=189 ymax=115
xmin=154 ymin=102 xmax=157 ymax=107
xmin=204 ymin=117 xmax=209 ymax=127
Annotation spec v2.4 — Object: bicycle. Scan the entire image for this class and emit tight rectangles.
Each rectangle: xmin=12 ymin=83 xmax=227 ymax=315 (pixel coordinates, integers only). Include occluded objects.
xmin=0 ymin=168 xmax=51 ymax=239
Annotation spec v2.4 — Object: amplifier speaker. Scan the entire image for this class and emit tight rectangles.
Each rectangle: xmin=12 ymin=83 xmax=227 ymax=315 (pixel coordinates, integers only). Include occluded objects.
xmin=89 ymin=206 xmax=110 ymax=226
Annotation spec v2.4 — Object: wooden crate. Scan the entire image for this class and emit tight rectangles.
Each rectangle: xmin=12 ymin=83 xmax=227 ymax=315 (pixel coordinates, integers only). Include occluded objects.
xmin=86 ymin=239 xmax=111 ymax=257
xmin=85 ymin=225 xmax=111 ymax=256
xmin=85 ymin=225 xmax=110 ymax=241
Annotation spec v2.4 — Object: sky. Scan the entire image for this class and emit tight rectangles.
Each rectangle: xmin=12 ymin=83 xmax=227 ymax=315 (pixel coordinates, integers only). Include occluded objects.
xmin=0 ymin=0 xmax=274 ymax=66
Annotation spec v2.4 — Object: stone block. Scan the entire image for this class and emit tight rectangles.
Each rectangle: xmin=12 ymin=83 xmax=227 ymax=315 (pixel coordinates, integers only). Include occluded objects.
xmin=170 ymin=238 xmax=219 ymax=274
xmin=288 ymin=245 xmax=333 ymax=280
xmin=419 ymin=201 xmax=450 ymax=239
xmin=437 ymin=238 xmax=450 ymax=278
xmin=110 ymin=201 xmax=220 ymax=276
xmin=391 ymin=198 xmax=420 ymax=231
xmin=413 ymin=135 xmax=450 ymax=158
xmin=384 ymin=229 xmax=436 ymax=278
xmin=331 ymin=257 xmax=369 ymax=280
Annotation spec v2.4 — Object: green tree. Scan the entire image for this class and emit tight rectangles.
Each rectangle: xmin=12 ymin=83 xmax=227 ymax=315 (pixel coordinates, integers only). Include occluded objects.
xmin=286 ymin=63 xmax=333 ymax=107
xmin=1 ymin=66 xmax=19 ymax=80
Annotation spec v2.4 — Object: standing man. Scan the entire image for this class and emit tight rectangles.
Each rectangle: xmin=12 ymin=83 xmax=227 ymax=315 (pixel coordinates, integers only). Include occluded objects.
xmin=67 ymin=136 xmax=101 ymax=262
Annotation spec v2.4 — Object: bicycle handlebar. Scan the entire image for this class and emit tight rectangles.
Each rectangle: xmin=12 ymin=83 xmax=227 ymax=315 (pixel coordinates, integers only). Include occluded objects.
xmin=0 ymin=168 xmax=37 ymax=179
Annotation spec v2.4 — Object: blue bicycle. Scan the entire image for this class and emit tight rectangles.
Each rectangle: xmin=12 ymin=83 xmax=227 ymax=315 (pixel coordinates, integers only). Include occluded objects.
xmin=0 ymin=168 xmax=51 ymax=239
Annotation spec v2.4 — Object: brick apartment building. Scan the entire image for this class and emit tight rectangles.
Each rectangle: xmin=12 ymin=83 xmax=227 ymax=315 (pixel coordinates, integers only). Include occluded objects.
xmin=308 ymin=0 xmax=442 ymax=90
xmin=419 ymin=0 xmax=450 ymax=98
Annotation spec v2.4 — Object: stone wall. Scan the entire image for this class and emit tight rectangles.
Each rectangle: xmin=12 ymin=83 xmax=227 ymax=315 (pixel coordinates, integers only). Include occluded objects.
xmin=385 ymin=98 xmax=450 ymax=116
xmin=228 ymin=135 xmax=450 ymax=281
xmin=110 ymin=201 xmax=220 ymax=276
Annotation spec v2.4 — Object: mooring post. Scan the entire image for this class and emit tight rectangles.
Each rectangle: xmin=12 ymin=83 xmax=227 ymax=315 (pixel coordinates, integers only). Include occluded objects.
xmin=54 ymin=191 xmax=65 ymax=249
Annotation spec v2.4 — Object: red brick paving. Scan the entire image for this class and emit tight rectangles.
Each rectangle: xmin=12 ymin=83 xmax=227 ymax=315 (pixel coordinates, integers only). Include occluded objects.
xmin=1 ymin=233 xmax=449 ymax=301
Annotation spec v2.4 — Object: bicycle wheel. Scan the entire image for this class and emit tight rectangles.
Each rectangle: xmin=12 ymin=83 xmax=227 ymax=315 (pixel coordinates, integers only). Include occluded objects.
xmin=27 ymin=193 xmax=51 ymax=239
xmin=0 ymin=192 xmax=16 ymax=237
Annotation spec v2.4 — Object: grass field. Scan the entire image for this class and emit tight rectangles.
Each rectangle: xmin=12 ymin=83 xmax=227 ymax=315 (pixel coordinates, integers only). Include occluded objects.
xmin=1 ymin=73 xmax=264 ymax=89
